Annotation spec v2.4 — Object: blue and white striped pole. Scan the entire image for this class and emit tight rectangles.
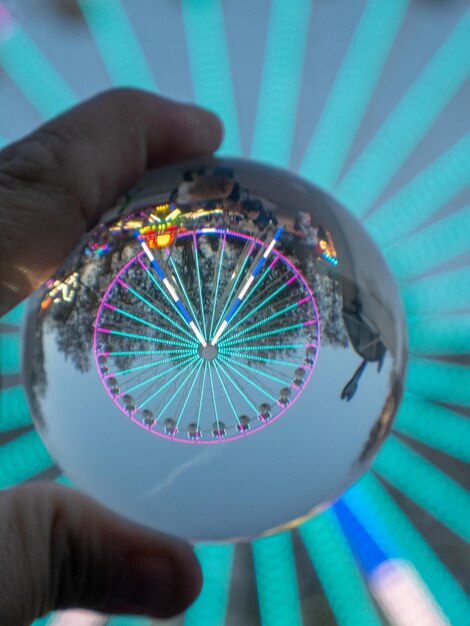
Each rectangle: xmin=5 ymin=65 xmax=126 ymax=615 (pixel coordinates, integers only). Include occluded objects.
xmin=211 ymin=227 xmax=283 ymax=345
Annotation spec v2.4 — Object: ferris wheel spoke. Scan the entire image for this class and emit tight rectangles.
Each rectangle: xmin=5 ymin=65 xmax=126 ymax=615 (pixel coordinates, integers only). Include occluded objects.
xmin=211 ymin=361 xmax=242 ymax=428
xmin=136 ymin=357 xmax=200 ymax=413
xmin=221 ymin=274 xmax=295 ymax=341
xmin=224 ymin=342 xmax=310 ymax=352
xmin=211 ymin=227 xmax=283 ymax=346
xmin=136 ymin=246 xmax=207 ymax=347
xmin=165 ymin=246 xmax=205 ymax=339
xmin=96 ymin=327 xmax=192 ymax=348
xmin=196 ymin=361 xmax=209 ymax=435
xmin=217 ymin=357 xmax=278 ymax=403
xmin=208 ymin=363 xmax=224 ymax=438
xmin=208 ymin=229 xmax=227 ymax=339
xmin=104 ymin=351 xmax=195 ymax=379
xmin=220 ymin=352 xmax=298 ymax=388
xmin=174 ymin=360 xmax=204 ymax=433
xmin=153 ymin=360 xmax=203 ymax=424
xmin=214 ymin=360 xmax=259 ymax=416
xmin=193 ymin=233 xmax=209 ymax=340
xmin=220 ymin=263 xmax=288 ymax=338
xmin=219 ymin=354 xmax=291 ymax=388
xmin=115 ymin=354 xmax=196 ymax=398
xmin=210 ymin=240 xmax=255 ymax=342
xmin=119 ymin=360 xmax=186 ymax=393
xmin=117 ymin=277 xmax=195 ymax=342
xmin=221 ymin=351 xmax=305 ymax=369
xmin=102 ymin=302 xmax=196 ymax=346
xmin=99 ymin=348 xmax=193 ymax=357
xmin=224 ymin=296 xmax=309 ymax=344
xmin=141 ymin=373 xmax=178 ymax=419
xmin=137 ymin=255 xmax=198 ymax=330
xmin=220 ymin=319 xmax=314 ymax=347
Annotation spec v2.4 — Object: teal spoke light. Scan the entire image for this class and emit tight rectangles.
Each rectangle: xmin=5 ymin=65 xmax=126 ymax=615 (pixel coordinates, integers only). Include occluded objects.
xmin=366 ymin=133 xmax=470 ymax=249
xmin=405 ymin=357 xmax=470 ymax=407
xmin=300 ymin=509 xmax=382 ymax=626
xmin=382 ymin=205 xmax=470 ymax=283
xmin=408 ymin=314 xmax=470 ymax=357
xmin=253 ymin=532 xmax=302 ymax=626
xmin=78 ymin=0 xmax=157 ymax=91
xmin=401 ymin=266 xmax=470 ymax=317
xmin=394 ymin=394 xmax=470 ymax=463
xmin=374 ymin=435 xmax=470 ymax=543
xmin=0 ymin=302 xmax=25 ymax=325
xmin=0 ymin=430 xmax=54 ymax=489
xmin=185 ymin=544 xmax=234 ymax=626
xmin=0 ymin=332 xmax=21 ymax=375
xmin=343 ymin=475 xmax=470 ymax=626
xmin=31 ymin=617 xmax=53 ymax=626
xmin=251 ymin=0 xmax=312 ymax=167
xmin=0 ymin=5 xmax=76 ymax=118
xmin=335 ymin=7 xmax=470 ymax=217
xmin=300 ymin=0 xmax=409 ymax=190
xmin=107 ymin=618 xmax=152 ymax=626
xmin=54 ymin=473 xmax=75 ymax=488
xmin=1 ymin=1 xmax=469 ymax=624
xmin=333 ymin=497 xmax=452 ymax=625
xmin=0 ymin=386 xmax=32 ymax=432
xmin=182 ymin=0 xmax=241 ymax=155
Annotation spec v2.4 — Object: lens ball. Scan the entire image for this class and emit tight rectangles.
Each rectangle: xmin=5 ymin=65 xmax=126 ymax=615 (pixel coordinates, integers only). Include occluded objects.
xmin=23 ymin=157 xmax=407 ymax=541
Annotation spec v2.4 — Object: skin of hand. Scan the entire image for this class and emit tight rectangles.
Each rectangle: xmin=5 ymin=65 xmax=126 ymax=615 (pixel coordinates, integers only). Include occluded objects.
xmin=0 ymin=88 xmax=223 ymax=625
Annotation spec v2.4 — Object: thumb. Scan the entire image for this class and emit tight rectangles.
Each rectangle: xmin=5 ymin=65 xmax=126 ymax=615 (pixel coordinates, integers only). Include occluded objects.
xmin=0 ymin=483 xmax=202 ymax=625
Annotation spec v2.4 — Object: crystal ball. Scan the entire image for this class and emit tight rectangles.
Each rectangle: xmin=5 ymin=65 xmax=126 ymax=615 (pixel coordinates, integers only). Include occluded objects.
xmin=23 ymin=157 xmax=407 ymax=541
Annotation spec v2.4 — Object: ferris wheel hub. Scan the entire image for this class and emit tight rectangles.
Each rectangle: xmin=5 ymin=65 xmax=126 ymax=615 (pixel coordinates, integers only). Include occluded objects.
xmin=198 ymin=343 xmax=218 ymax=361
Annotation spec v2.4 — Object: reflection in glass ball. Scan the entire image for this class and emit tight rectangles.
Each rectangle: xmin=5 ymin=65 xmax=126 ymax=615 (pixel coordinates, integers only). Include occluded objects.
xmin=23 ymin=157 xmax=407 ymax=541
xmin=94 ymin=228 xmax=319 ymax=442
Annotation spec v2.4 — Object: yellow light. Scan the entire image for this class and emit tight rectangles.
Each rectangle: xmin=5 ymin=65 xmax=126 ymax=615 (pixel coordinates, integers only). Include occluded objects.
xmin=109 ymin=220 xmax=124 ymax=232
xmin=187 ymin=207 xmax=224 ymax=219
xmin=155 ymin=232 xmax=174 ymax=247
xmin=166 ymin=208 xmax=181 ymax=221
xmin=144 ymin=228 xmax=176 ymax=248
xmin=124 ymin=218 xmax=143 ymax=230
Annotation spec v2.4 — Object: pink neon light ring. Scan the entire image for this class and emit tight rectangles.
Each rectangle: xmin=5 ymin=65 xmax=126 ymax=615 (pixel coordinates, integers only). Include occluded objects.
xmin=93 ymin=228 xmax=320 ymax=443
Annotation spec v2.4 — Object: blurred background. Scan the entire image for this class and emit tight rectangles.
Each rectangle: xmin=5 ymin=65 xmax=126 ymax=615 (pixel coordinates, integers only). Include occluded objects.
xmin=1 ymin=0 xmax=469 ymax=624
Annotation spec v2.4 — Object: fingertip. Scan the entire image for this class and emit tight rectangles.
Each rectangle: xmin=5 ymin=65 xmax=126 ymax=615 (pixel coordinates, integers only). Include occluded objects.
xmin=165 ymin=101 xmax=224 ymax=162
xmin=109 ymin=539 xmax=203 ymax=619
xmin=166 ymin=542 xmax=203 ymax=615
xmin=2 ymin=483 xmax=204 ymax=621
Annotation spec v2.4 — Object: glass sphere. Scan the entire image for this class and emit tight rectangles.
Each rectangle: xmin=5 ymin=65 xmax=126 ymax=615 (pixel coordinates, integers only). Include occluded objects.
xmin=22 ymin=157 xmax=407 ymax=542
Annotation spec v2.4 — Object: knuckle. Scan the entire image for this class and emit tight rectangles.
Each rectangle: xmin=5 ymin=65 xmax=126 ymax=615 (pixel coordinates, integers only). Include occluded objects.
xmin=0 ymin=125 xmax=85 ymax=229
xmin=0 ymin=133 xmax=63 ymax=188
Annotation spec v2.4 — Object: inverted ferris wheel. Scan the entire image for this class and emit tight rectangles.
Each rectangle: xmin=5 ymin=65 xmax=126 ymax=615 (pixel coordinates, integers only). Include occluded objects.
xmin=94 ymin=225 xmax=319 ymax=443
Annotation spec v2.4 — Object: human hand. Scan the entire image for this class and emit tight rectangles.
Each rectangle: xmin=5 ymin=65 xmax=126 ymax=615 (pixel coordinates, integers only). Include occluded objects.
xmin=0 ymin=88 xmax=222 ymax=316
xmin=0 ymin=89 xmax=223 ymax=624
